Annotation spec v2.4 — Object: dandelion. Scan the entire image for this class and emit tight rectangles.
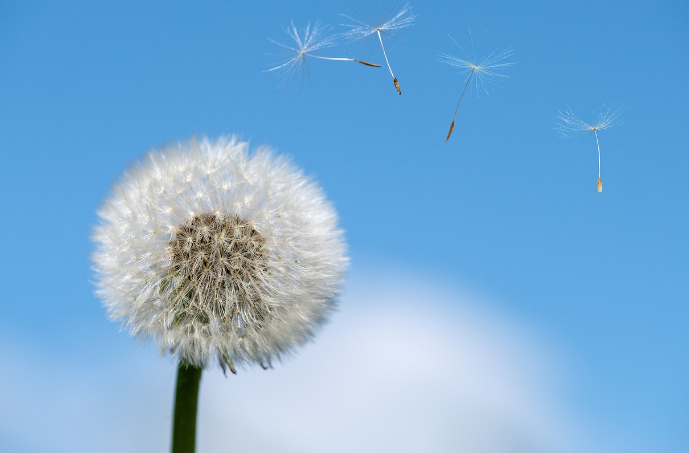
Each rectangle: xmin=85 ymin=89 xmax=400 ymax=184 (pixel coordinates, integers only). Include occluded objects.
xmin=556 ymin=106 xmax=624 ymax=192
xmin=439 ymin=34 xmax=514 ymax=141
xmin=341 ymin=2 xmax=416 ymax=95
xmin=92 ymin=137 xmax=347 ymax=452
xmin=267 ymin=21 xmax=380 ymax=82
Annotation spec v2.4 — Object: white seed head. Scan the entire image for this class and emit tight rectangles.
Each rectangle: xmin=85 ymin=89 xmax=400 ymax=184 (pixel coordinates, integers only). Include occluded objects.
xmin=92 ymin=137 xmax=348 ymax=369
xmin=341 ymin=2 xmax=416 ymax=40
xmin=556 ymin=105 xmax=625 ymax=138
xmin=439 ymin=36 xmax=515 ymax=96
xmin=266 ymin=21 xmax=338 ymax=80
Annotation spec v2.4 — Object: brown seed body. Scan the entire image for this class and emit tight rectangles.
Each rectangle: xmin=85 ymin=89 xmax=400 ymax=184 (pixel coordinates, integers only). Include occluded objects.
xmin=356 ymin=60 xmax=381 ymax=67
xmin=446 ymin=120 xmax=455 ymax=142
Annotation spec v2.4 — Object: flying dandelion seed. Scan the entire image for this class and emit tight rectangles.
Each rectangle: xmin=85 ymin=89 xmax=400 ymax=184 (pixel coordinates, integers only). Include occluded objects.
xmin=341 ymin=3 xmax=416 ymax=95
xmin=556 ymin=106 xmax=624 ymax=192
xmin=439 ymin=33 xmax=514 ymax=141
xmin=267 ymin=21 xmax=380 ymax=83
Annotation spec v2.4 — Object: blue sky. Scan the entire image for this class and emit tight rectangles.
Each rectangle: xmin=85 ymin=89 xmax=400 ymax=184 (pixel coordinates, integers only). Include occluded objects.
xmin=1 ymin=1 xmax=687 ymax=452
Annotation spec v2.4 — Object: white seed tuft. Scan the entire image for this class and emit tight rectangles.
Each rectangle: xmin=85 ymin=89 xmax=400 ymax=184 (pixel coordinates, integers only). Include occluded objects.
xmin=92 ymin=137 xmax=347 ymax=369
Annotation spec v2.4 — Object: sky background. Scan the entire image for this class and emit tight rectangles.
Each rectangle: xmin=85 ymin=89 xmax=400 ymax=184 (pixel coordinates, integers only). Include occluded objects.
xmin=1 ymin=1 xmax=687 ymax=452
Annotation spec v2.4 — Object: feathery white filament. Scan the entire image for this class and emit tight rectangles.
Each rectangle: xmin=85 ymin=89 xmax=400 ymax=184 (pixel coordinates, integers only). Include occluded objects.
xmin=340 ymin=3 xmax=416 ymax=40
xmin=555 ymin=106 xmax=624 ymax=138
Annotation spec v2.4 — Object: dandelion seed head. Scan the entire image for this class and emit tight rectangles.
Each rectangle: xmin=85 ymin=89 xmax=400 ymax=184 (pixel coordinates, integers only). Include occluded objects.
xmin=266 ymin=21 xmax=338 ymax=80
xmin=439 ymin=35 xmax=515 ymax=95
xmin=92 ymin=137 xmax=347 ymax=369
xmin=341 ymin=2 xmax=416 ymax=40
xmin=556 ymin=105 xmax=625 ymax=138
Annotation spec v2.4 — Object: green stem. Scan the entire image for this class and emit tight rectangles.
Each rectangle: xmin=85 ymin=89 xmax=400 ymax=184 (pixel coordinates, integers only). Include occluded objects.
xmin=171 ymin=362 xmax=202 ymax=453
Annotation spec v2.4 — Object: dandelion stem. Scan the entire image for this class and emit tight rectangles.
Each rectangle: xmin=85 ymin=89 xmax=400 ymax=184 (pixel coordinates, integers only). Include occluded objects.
xmin=446 ymin=69 xmax=474 ymax=141
xmin=376 ymin=29 xmax=401 ymax=94
xmin=171 ymin=362 xmax=202 ymax=453
xmin=306 ymin=53 xmax=380 ymax=67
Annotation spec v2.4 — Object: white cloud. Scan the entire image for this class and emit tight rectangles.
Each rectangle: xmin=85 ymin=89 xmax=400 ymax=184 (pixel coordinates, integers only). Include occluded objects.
xmin=197 ymin=267 xmax=579 ymax=453
xmin=0 ymin=264 xmax=585 ymax=453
